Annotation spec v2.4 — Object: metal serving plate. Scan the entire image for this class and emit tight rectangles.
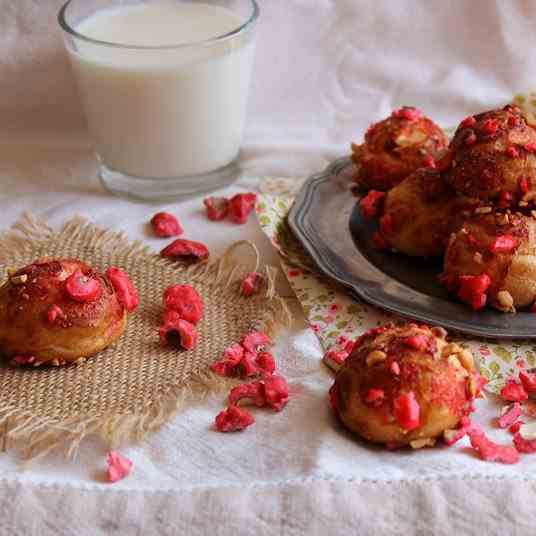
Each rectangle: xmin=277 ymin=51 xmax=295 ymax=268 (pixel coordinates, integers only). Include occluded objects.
xmin=288 ymin=156 xmax=536 ymax=339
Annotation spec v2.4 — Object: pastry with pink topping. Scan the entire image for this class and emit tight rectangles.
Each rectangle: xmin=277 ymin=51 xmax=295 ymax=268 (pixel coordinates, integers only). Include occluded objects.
xmin=0 ymin=258 xmax=138 ymax=366
xmin=329 ymin=323 xmax=481 ymax=448
xmin=351 ymin=106 xmax=448 ymax=191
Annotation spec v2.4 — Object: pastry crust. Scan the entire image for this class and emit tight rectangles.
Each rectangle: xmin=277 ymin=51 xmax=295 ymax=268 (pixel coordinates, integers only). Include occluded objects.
xmin=444 ymin=104 xmax=536 ymax=205
xmin=0 ymin=258 xmax=127 ymax=365
xmin=377 ymin=169 xmax=475 ymax=257
xmin=352 ymin=107 xmax=448 ymax=191
xmin=331 ymin=324 xmax=478 ymax=448
xmin=442 ymin=212 xmax=536 ymax=311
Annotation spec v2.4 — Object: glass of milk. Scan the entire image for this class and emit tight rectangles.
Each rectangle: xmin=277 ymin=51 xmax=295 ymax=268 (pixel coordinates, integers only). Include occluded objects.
xmin=58 ymin=0 xmax=258 ymax=201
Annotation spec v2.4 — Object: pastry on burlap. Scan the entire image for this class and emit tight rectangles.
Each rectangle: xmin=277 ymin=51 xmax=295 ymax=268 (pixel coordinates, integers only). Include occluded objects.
xmin=0 ymin=214 xmax=289 ymax=459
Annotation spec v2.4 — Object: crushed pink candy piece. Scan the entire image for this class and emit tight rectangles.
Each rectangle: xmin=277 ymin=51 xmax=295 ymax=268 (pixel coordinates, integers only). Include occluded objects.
xmin=498 ymin=403 xmax=522 ymax=429
xmin=509 ymin=421 xmax=524 ymax=434
xmin=47 ymin=304 xmax=65 ymax=324
xmin=467 ymin=425 xmax=519 ymax=464
xmin=106 ymin=451 xmax=133 ymax=483
xmin=215 ymin=406 xmax=255 ymax=432
xmin=11 ymin=355 xmax=36 ymax=366
xmin=159 ymin=318 xmax=198 ymax=350
xmin=519 ymin=370 xmax=536 ymax=394
xmin=324 ymin=346 xmax=349 ymax=366
xmin=513 ymin=432 xmax=536 ymax=453
xmin=210 ymin=344 xmax=246 ymax=378
xmin=443 ymin=417 xmax=472 ymax=446
xmin=256 ymin=352 xmax=276 ymax=374
xmin=263 ymin=375 xmax=290 ymax=412
xmin=203 ymin=197 xmax=230 ymax=221
xmin=241 ymin=272 xmax=264 ymax=297
xmin=241 ymin=331 xmax=272 ymax=353
xmin=229 ymin=382 xmax=266 ymax=407
xmin=500 ymin=381 xmax=528 ymax=402
xmin=239 ymin=351 xmax=260 ymax=377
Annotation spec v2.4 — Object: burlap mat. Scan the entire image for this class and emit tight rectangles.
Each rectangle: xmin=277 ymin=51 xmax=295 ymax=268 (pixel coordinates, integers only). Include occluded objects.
xmin=0 ymin=214 xmax=290 ymax=459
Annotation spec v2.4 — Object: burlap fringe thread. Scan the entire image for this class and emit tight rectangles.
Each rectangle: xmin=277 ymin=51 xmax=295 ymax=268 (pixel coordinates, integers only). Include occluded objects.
xmin=0 ymin=213 xmax=292 ymax=461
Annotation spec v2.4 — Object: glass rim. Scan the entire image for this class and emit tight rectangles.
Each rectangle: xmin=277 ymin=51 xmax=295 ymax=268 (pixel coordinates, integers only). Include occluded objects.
xmin=58 ymin=0 xmax=259 ymax=50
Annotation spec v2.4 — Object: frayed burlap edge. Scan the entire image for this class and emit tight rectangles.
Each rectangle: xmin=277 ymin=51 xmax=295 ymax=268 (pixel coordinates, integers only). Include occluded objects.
xmin=0 ymin=212 xmax=292 ymax=461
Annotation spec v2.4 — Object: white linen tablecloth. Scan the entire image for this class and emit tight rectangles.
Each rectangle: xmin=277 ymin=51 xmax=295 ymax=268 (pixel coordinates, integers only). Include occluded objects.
xmin=3 ymin=1 xmax=536 ymax=534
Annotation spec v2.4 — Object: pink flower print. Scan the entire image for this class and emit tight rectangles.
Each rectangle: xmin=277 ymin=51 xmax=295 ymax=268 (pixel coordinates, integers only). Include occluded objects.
xmin=479 ymin=346 xmax=491 ymax=357
xmin=330 ymin=304 xmax=340 ymax=312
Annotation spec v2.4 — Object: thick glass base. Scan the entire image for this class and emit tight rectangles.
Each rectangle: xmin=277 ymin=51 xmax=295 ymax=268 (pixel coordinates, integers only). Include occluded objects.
xmin=98 ymin=157 xmax=241 ymax=202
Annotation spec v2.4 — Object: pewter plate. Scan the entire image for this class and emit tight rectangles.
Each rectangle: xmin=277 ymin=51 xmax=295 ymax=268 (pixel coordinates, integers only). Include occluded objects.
xmin=288 ymin=157 xmax=536 ymax=339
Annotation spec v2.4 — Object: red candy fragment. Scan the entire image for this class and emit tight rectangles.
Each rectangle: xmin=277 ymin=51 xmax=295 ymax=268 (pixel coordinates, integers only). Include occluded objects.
xmin=228 ymin=193 xmax=257 ymax=224
xmin=65 ymin=270 xmax=102 ymax=303
xmin=392 ymin=106 xmax=422 ymax=121
xmin=390 ymin=361 xmax=401 ymax=375
xmin=393 ymin=391 xmax=420 ymax=431
xmin=519 ymin=370 xmax=536 ymax=393
xmin=443 ymin=416 xmax=472 ymax=446
xmin=379 ymin=214 xmax=394 ymax=235
xmin=525 ymin=142 xmax=536 ymax=153
xmin=482 ymin=118 xmax=499 ymax=135
xmin=229 ymin=382 xmax=266 ymax=407
xmin=509 ymin=421 xmax=523 ymax=434
xmin=365 ymin=388 xmax=385 ymax=406
xmin=241 ymin=272 xmax=264 ymax=297
xmin=460 ymin=116 xmax=477 ymax=129
xmin=457 ymin=273 xmax=491 ymax=311
xmin=324 ymin=346 xmax=350 ymax=366
xmin=215 ymin=406 xmax=255 ymax=432
xmin=506 ymin=146 xmax=520 ymax=158
xmin=256 ymin=352 xmax=276 ymax=374
xmin=150 ymin=212 xmax=183 ymax=238
xmin=203 ymin=197 xmax=230 ymax=221
xmin=519 ymin=177 xmax=530 ymax=194
xmin=467 ymin=425 xmax=519 ymax=464
xmin=162 ymin=309 xmax=181 ymax=325
xmin=239 ymin=351 xmax=259 ymax=377
xmin=513 ymin=432 xmax=536 ymax=453
xmin=489 ymin=235 xmax=518 ymax=254
xmin=12 ymin=355 xmax=36 ymax=366
xmin=47 ymin=304 xmax=64 ymax=325
xmin=500 ymin=381 xmax=528 ymax=402
xmin=498 ymin=191 xmax=513 ymax=209
xmin=163 ymin=285 xmax=204 ymax=324
xmin=498 ymin=403 xmax=522 ymax=429
xmin=159 ymin=318 xmax=198 ymax=350
xmin=402 ymin=335 xmax=433 ymax=354
xmin=241 ymin=331 xmax=271 ymax=353
xmin=106 ymin=451 xmax=133 ymax=483
xmin=465 ymin=132 xmax=477 ymax=146
xmin=263 ymin=375 xmax=289 ymax=412
xmin=422 ymin=155 xmax=436 ymax=169
xmin=105 ymin=267 xmax=140 ymax=312
xmin=160 ymin=239 xmax=209 ymax=264
xmin=359 ymin=190 xmax=385 ymax=220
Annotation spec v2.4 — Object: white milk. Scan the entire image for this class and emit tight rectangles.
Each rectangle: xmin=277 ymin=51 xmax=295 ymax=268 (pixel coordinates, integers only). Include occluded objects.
xmin=68 ymin=2 xmax=255 ymax=178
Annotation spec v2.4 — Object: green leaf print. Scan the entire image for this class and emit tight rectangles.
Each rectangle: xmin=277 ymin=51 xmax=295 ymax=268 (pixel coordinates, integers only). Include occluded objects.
xmin=494 ymin=346 xmax=513 ymax=363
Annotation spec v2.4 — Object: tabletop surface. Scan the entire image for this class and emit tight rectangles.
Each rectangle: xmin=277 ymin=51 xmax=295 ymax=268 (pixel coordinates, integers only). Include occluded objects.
xmin=3 ymin=1 xmax=536 ymax=535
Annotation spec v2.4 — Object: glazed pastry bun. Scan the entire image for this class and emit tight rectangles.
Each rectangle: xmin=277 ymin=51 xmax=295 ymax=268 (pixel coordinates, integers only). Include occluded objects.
xmin=444 ymin=104 xmax=536 ymax=207
xmin=366 ymin=169 xmax=476 ymax=257
xmin=0 ymin=258 xmax=139 ymax=366
xmin=351 ymin=106 xmax=448 ymax=191
xmin=330 ymin=324 xmax=481 ymax=448
xmin=441 ymin=212 xmax=536 ymax=312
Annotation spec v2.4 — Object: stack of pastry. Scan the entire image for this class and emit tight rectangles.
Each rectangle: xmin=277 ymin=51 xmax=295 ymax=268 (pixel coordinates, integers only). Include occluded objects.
xmin=354 ymin=104 xmax=536 ymax=313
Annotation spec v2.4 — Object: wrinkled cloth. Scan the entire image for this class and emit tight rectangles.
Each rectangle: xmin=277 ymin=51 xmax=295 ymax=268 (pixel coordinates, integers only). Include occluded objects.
xmin=2 ymin=1 xmax=536 ymax=534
